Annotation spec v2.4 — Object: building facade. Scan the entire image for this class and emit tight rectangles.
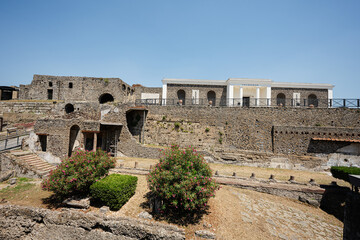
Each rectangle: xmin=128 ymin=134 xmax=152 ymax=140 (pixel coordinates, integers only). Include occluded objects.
xmin=159 ymin=78 xmax=334 ymax=107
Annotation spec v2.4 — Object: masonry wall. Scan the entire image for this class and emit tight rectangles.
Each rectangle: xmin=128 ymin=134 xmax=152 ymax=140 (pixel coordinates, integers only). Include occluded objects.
xmin=142 ymin=106 xmax=360 ymax=155
xmin=166 ymin=84 xmax=227 ymax=106
xmin=271 ymin=87 xmax=328 ymax=107
xmin=273 ymin=126 xmax=360 ymax=155
xmin=19 ymin=75 xmax=135 ymax=103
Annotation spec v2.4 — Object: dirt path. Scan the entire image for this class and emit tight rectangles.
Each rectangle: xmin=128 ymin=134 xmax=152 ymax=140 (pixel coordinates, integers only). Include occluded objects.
xmin=108 ymin=175 xmax=343 ymax=239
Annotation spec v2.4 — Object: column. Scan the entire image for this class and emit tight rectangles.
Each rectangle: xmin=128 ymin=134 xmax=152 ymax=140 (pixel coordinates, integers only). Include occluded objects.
xmin=162 ymin=83 xmax=167 ymax=106
xmin=93 ymin=133 xmax=97 ymax=151
xmin=266 ymin=87 xmax=271 ymax=106
xmin=256 ymin=87 xmax=260 ymax=106
xmin=239 ymin=87 xmax=243 ymax=107
xmin=328 ymin=89 xmax=333 ymax=108
xmin=227 ymin=85 xmax=234 ymax=106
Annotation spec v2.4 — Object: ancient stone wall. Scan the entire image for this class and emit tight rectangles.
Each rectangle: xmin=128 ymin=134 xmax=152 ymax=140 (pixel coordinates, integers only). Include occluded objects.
xmin=273 ymin=126 xmax=360 ymax=155
xmin=19 ymin=75 xmax=136 ymax=103
xmin=142 ymin=106 xmax=360 ymax=155
xmin=0 ymin=205 xmax=185 ymax=240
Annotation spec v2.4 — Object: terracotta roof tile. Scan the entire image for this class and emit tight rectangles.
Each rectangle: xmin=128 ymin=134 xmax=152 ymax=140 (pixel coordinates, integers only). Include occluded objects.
xmin=312 ymin=137 xmax=360 ymax=143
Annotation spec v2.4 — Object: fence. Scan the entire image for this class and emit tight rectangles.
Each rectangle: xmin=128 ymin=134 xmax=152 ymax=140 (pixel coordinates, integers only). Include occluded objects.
xmin=0 ymin=128 xmax=30 ymax=151
xmin=135 ymin=98 xmax=360 ymax=108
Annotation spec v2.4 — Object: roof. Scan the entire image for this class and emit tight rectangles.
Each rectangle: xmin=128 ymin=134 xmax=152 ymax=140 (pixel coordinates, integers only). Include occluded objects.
xmin=162 ymin=78 xmax=334 ymax=89
xmin=312 ymin=137 xmax=360 ymax=143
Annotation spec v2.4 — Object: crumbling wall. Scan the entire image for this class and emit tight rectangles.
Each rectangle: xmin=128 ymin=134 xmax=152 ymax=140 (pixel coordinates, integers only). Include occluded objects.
xmin=0 ymin=205 xmax=185 ymax=240
xmin=19 ymin=75 xmax=136 ymax=103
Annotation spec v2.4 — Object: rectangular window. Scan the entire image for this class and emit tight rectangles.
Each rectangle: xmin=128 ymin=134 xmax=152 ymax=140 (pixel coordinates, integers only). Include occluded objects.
xmin=47 ymin=89 xmax=53 ymax=100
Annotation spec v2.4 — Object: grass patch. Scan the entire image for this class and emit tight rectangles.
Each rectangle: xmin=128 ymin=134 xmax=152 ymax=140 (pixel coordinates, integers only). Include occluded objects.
xmin=0 ymin=183 xmax=35 ymax=195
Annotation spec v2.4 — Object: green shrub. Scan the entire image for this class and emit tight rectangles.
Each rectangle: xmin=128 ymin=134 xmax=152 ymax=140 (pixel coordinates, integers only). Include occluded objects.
xmin=174 ymin=122 xmax=181 ymax=128
xmin=331 ymin=166 xmax=360 ymax=183
xmin=90 ymin=174 xmax=138 ymax=210
xmin=147 ymin=145 xmax=219 ymax=212
xmin=41 ymin=150 xmax=115 ymax=197
xmin=205 ymin=127 xmax=210 ymax=132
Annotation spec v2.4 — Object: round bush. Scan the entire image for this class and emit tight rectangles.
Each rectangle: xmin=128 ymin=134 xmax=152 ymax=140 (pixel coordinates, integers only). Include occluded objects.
xmin=41 ymin=149 xmax=115 ymax=197
xmin=90 ymin=174 xmax=138 ymax=211
xmin=147 ymin=145 xmax=219 ymax=212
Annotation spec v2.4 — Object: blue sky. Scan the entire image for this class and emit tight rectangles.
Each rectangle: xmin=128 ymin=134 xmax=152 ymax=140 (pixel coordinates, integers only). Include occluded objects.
xmin=0 ymin=0 xmax=359 ymax=98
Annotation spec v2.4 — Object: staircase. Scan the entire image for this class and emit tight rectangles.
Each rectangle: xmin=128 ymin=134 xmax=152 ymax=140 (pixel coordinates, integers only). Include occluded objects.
xmin=10 ymin=150 xmax=56 ymax=176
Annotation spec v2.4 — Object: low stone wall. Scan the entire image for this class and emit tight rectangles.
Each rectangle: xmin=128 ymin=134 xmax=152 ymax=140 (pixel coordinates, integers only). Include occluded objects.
xmin=0 ymin=205 xmax=185 ymax=240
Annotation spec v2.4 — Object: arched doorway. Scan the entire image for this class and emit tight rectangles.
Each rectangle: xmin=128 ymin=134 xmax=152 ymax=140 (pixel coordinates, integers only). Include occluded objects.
xmin=276 ymin=93 xmax=286 ymax=106
xmin=207 ymin=91 xmax=216 ymax=106
xmin=99 ymin=93 xmax=114 ymax=104
xmin=68 ymin=125 xmax=80 ymax=157
xmin=65 ymin=103 xmax=74 ymax=114
xmin=308 ymin=94 xmax=318 ymax=107
xmin=177 ymin=90 xmax=186 ymax=105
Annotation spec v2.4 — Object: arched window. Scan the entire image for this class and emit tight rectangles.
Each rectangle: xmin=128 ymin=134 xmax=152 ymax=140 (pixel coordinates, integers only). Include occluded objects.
xmin=177 ymin=90 xmax=186 ymax=105
xmin=276 ymin=93 xmax=286 ymax=106
xmin=122 ymin=84 xmax=126 ymax=91
xmin=65 ymin=103 xmax=75 ymax=114
xmin=99 ymin=93 xmax=114 ymax=104
xmin=308 ymin=94 xmax=318 ymax=107
xmin=207 ymin=91 xmax=216 ymax=106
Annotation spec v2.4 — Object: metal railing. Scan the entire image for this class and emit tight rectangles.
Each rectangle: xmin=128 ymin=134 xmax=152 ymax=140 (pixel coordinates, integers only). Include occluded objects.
xmin=135 ymin=98 xmax=360 ymax=108
xmin=0 ymin=128 xmax=30 ymax=151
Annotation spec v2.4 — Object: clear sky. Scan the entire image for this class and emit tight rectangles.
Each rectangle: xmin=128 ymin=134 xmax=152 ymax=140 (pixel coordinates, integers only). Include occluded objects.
xmin=0 ymin=0 xmax=359 ymax=98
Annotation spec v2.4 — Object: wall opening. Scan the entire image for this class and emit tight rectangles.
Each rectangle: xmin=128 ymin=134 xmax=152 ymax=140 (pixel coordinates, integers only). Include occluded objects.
xmin=65 ymin=103 xmax=75 ymax=114
xmin=276 ymin=93 xmax=286 ymax=106
xmin=68 ymin=125 xmax=80 ymax=157
xmin=39 ymin=135 xmax=47 ymax=152
xmin=177 ymin=90 xmax=186 ymax=105
xmin=308 ymin=94 xmax=318 ymax=107
xmin=207 ymin=91 xmax=216 ymax=106
xmin=126 ymin=110 xmax=147 ymax=143
xmin=69 ymin=82 xmax=73 ymax=88
xmin=99 ymin=124 xmax=122 ymax=157
xmin=122 ymin=84 xmax=126 ymax=91
xmin=99 ymin=93 xmax=114 ymax=104
xmin=47 ymin=89 xmax=53 ymax=100
xmin=49 ymin=82 xmax=53 ymax=87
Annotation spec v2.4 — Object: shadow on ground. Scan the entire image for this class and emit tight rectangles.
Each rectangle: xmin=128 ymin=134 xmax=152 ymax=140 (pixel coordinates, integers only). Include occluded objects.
xmin=320 ymin=184 xmax=350 ymax=222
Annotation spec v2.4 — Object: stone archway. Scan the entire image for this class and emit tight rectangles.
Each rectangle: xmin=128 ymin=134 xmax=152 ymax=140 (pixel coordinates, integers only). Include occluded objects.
xmin=177 ymin=90 xmax=186 ymax=105
xmin=207 ymin=91 xmax=216 ymax=106
xmin=308 ymin=94 xmax=318 ymax=107
xmin=276 ymin=93 xmax=286 ymax=106
xmin=99 ymin=93 xmax=114 ymax=104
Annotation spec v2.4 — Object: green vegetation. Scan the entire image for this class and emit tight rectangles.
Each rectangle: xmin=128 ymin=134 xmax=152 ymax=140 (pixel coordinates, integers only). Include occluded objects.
xmin=90 ymin=174 xmax=138 ymax=211
xmin=331 ymin=166 xmax=360 ymax=183
xmin=0 ymin=183 xmax=35 ymax=194
xmin=41 ymin=150 xmax=115 ymax=197
xmin=162 ymin=115 xmax=167 ymax=121
xmin=174 ymin=122 xmax=181 ymax=129
xmin=205 ymin=127 xmax=210 ymax=132
xmin=147 ymin=145 xmax=219 ymax=213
